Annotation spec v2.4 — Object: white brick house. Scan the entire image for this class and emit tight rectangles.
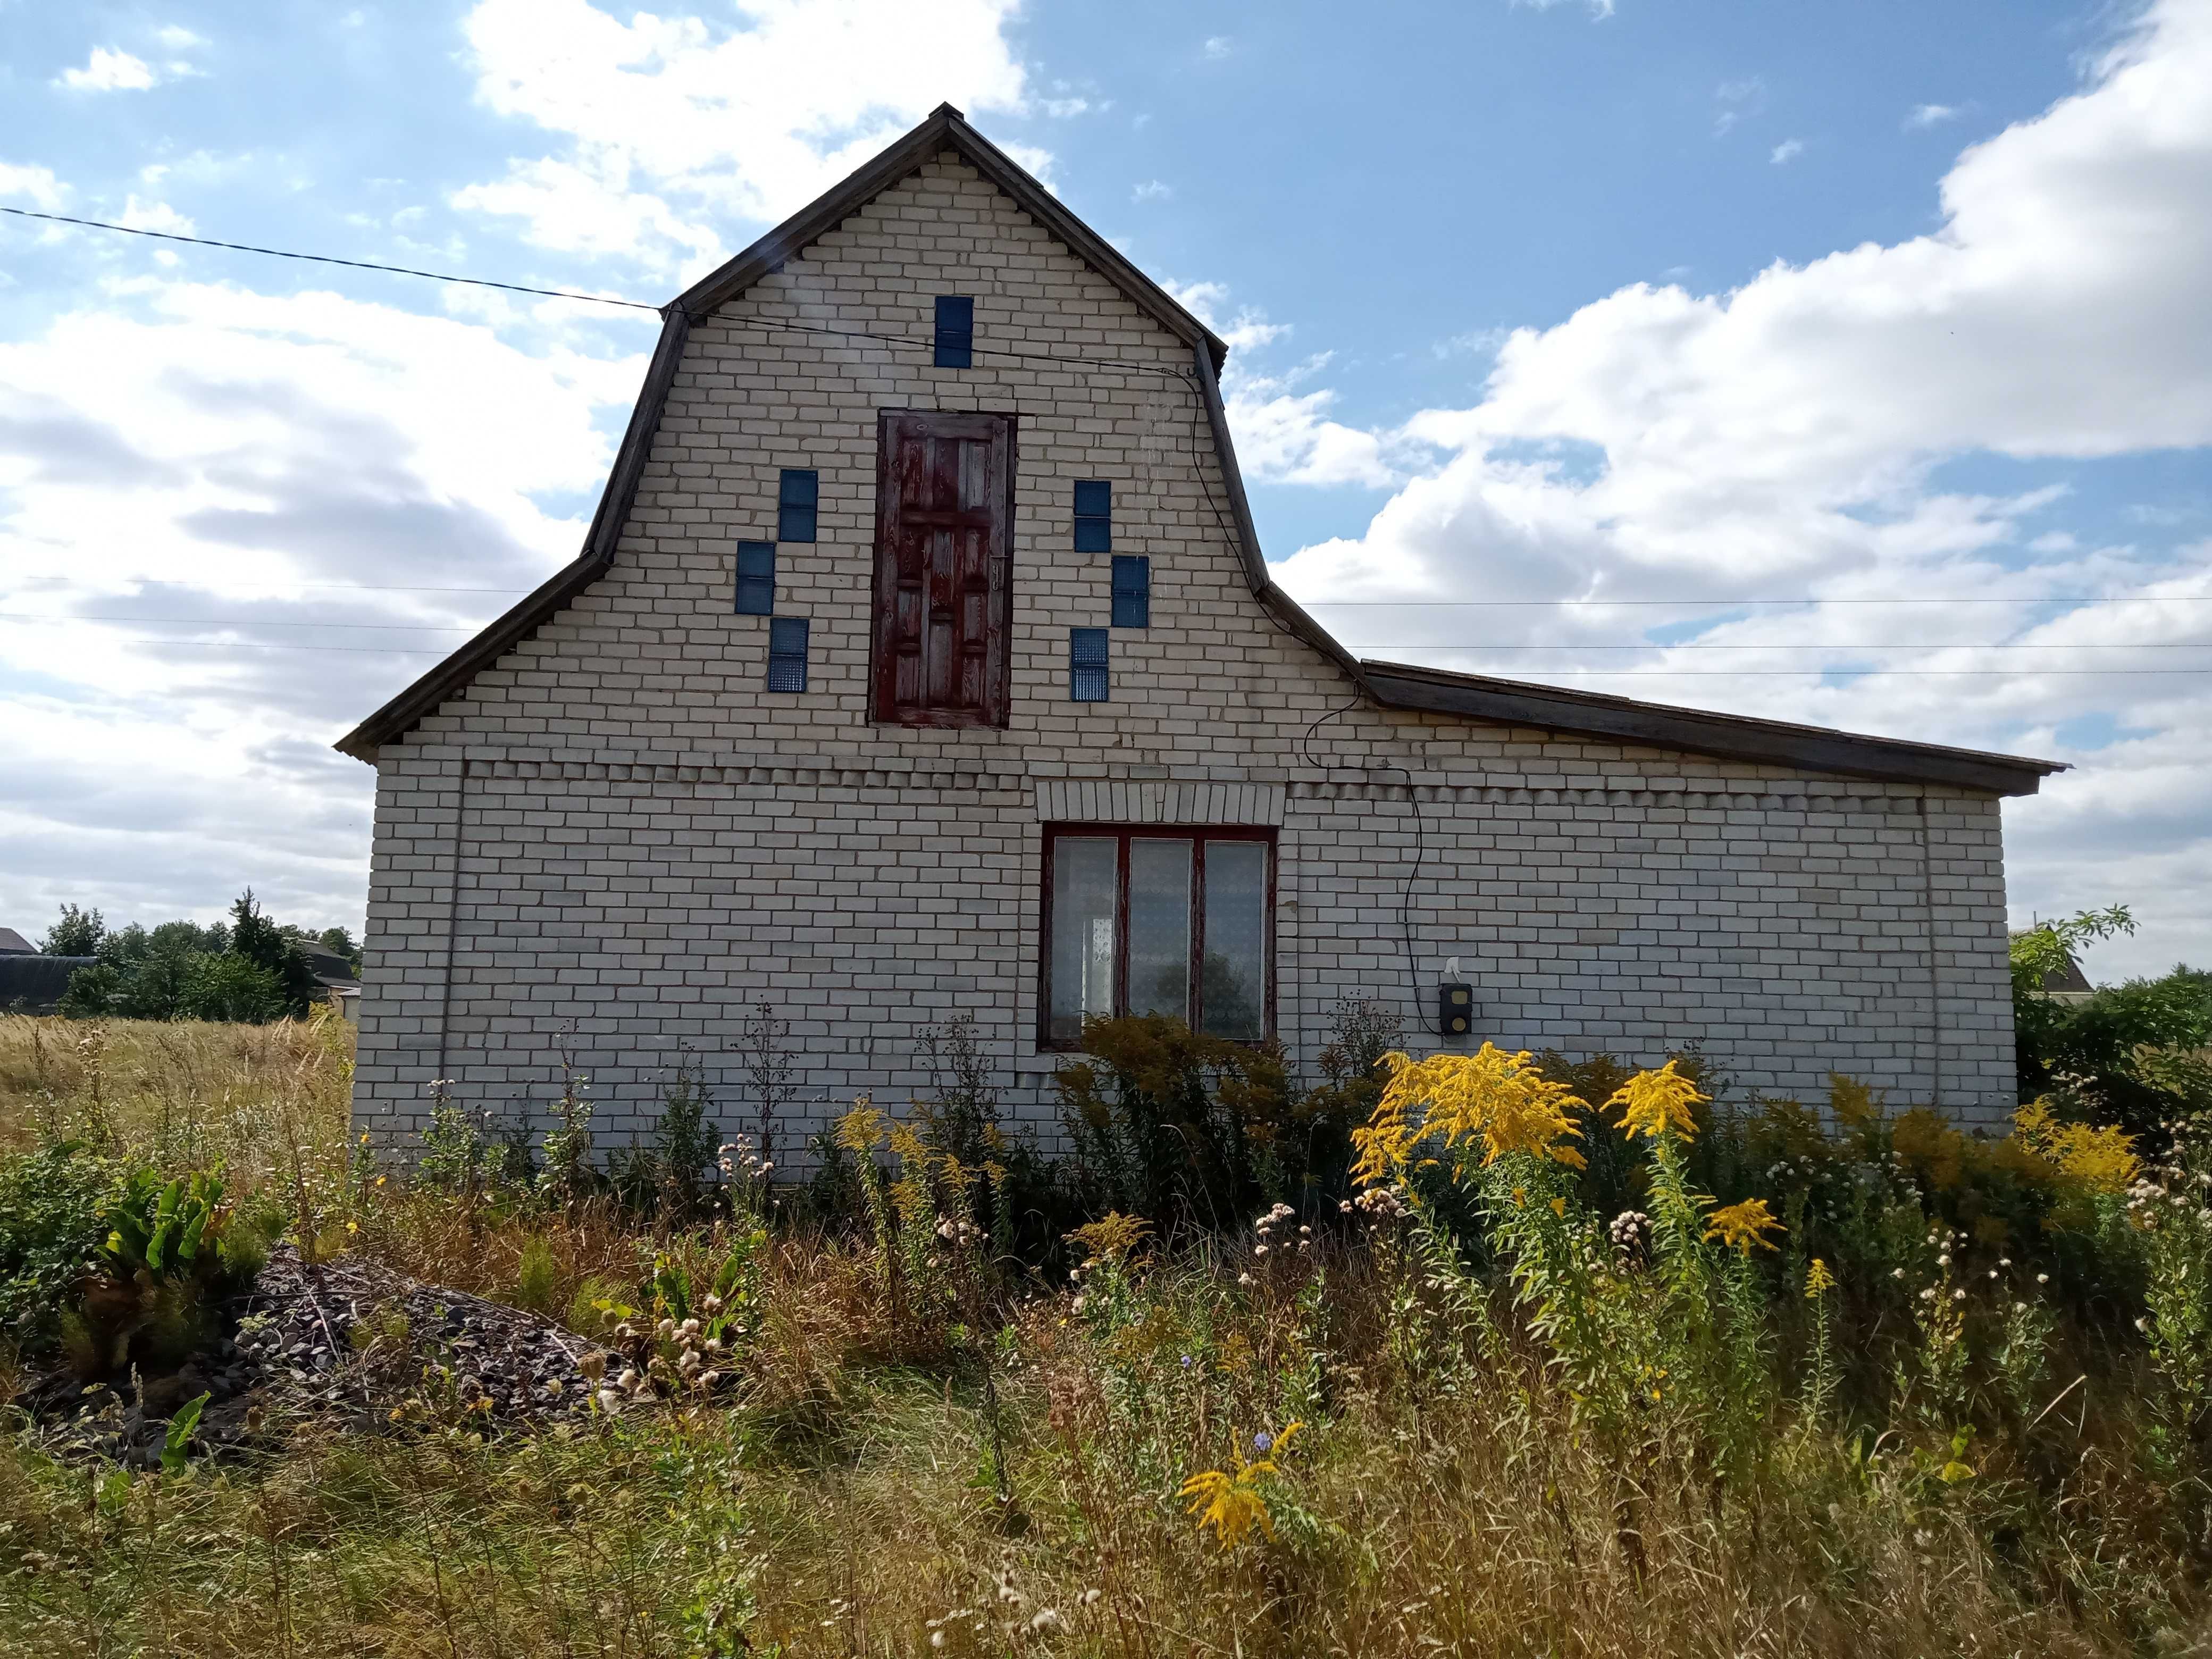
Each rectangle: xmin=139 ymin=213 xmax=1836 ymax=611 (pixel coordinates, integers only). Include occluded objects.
xmin=338 ymin=105 xmax=2062 ymax=1150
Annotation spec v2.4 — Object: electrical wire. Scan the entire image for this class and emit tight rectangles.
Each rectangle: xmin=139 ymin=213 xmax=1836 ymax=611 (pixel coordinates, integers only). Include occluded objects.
xmin=0 ymin=204 xmax=665 ymax=311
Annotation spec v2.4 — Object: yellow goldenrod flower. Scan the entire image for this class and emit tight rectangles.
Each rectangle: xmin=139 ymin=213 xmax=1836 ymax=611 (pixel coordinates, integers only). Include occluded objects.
xmin=1805 ymin=1256 xmax=1836 ymax=1298
xmin=1067 ymin=1211 xmax=1153 ymax=1266
xmin=2012 ymin=1100 xmax=2140 ymax=1193
xmin=1705 ymin=1197 xmax=1784 ymax=1253
xmin=1178 ymin=1422 xmax=1302 ymax=1549
xmin=1607 ymin=1060 xmax=1706 ymax=1142
xmin=1354 ymin=1045 xmax=1587 ymax=1186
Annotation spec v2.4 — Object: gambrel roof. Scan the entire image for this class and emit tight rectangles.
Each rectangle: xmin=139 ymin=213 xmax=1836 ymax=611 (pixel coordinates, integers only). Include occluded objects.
xmin=336 ymin=105 xmax=2063 ymax=797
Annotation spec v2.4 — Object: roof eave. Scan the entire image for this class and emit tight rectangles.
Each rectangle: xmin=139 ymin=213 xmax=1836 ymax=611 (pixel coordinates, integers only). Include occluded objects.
xmin=678 ymin=103 xmax=1229 ymax=369
xmin=1359 ymin=658 xmax=2066 ymax=795
xmin=333 ymin=305 xmax=694 ymax=763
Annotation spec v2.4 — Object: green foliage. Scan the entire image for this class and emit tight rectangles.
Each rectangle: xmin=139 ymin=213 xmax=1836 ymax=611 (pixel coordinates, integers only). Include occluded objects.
xmin=0 ymin=1140 xmax=119 ymax=1353
xmin=40 ymin=902 xmax=105 ymax=956
xmin=161 ymin=1392 xmax=209 ymax=1475
xmin=649 ymin=1054 xmax=720 ymax=1220
xmin=57 ymin=962 xmax=122 ymax=1018
xmin=228 ymin=889 xmax=320 ymax=1016
xmin=179 ymin=952 xmax=285 ymax=1022
xmin=513 ymin=1233 xmax=559 ymax=1315
xmin=1055 ymin=1014 xmax=1292 ymax=1233
xmin=74 ymin=1166 xmax=247 ymax=1377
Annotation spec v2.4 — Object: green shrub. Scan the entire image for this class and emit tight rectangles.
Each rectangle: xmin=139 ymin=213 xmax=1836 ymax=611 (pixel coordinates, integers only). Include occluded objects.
xmin=513 ymin=1234 xmax=559 ymax=1314
xmin=0 ymin=1141 xmax=120 ymax=1355
xmin=1055 ymin=1015 xmax=1292 ymax=1234
xmin=73 ymin=1167 xmax=251 ymax=1377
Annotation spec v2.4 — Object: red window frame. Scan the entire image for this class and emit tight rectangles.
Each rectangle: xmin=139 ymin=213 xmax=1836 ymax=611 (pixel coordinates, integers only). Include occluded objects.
xmin=1037 ymin=824 xmax=1277 ymax=1050
xmin=871 ymin=408 xmax=1016 ymax=728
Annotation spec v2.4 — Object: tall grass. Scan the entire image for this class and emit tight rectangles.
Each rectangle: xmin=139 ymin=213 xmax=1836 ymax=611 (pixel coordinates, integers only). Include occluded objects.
xmin=3 ymin=1014 xmax=2209 ymax=1656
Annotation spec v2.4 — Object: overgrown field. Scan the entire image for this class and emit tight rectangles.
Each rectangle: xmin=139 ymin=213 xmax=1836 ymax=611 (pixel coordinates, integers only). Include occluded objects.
xmin=4 ymin=1010 xmax=2212 ymax=1657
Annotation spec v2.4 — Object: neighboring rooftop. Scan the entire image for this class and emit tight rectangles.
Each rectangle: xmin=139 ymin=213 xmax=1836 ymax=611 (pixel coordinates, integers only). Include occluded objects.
xmin=0 ymin=927 xmax=35 ymax=954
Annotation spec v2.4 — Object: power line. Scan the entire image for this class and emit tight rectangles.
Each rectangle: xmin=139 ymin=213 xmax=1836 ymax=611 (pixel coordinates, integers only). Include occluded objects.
xmin=1349 ymin=641 xmax=2212 ymax=651
xmin=15 ymin=630 xmax=2211 ymax=674
xmin=0 ymin=613 xmax=474 ymax=632
xmin=0 ymin=203 xmax=1193 ymax=380
xmin=10 ymin=613 xmax=2212 ymax=649
xmin=1306 ymin=594 xmax=2212 ymax=607
xmin=1 ymin=204 xmax=666 ymax=312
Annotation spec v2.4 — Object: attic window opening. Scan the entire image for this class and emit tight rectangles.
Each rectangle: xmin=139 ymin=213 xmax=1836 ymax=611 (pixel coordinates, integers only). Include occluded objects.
xmin=778 ymin=470 xmax=818 ymax=542
xmin=767 ymin=616 xmax=809 ymax=691
xmin=1070 ymin=627 xmax=1109 ymax=702
xmin=1111 ymin=555 xmax=1150 ymax=628
xmin=934 ymin=296 xmax=974 ymax=368
xmin=734 ymin=541 xmax=775 ymax=615
xmin=1074 ymin=480 xmax=1111 ymax=551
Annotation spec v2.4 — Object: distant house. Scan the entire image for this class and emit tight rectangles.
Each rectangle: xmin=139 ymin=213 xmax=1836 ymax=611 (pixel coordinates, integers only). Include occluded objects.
xmin=2021 ymin=939 xmax=2097 ymax=1007
xmin=337 ymin=104 xmax=2066 ymax=1152
xmin=0 ymin=927 xmax=36 ymax=954
xmin=0 ymin=954 xmax=97 ymax=1015
xmin=296 ymin=940 xmax=363 ymax=1021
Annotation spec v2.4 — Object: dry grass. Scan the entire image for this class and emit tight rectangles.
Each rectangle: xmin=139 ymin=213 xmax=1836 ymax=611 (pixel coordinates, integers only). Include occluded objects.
xmin=3 ymin=1015 xmax=2210 ymax=1657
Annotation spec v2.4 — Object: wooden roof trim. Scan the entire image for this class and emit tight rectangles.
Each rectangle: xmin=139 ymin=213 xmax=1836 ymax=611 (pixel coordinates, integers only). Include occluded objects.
xmin=333 ymin=306 xmax=692 ymax=761
xmin=1358 ymin=659 xmax=2064 ymax=795
xmin=678 ymin=103 xmax=1229 ymax=368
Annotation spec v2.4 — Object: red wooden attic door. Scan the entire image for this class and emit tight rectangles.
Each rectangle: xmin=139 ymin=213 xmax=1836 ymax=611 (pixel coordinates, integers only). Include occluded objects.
xmin=873 ymin=409 xmax=1015 ymax=728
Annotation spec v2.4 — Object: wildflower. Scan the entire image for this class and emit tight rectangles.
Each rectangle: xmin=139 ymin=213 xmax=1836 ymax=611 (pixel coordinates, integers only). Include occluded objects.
xmin=1805 ymin=1257 xmax=1836 ymax=1298
xmin=1608 ymin=1060 xmax=1706 ymax=1142
xmin=2038 ymin=1272 xmax=2050 ymax=1285
xmin=1030 ymin=1610 xmax=1063 ymax=1632
xmin=1953 ymin=1289 xmax=1966 ymax=1302
xmin=1704 ymin=1197 xmax=1784 ymax=1253
xmin=1180 ymin=1422 xmax=1302 ymax=1548
xmin=596 ymin=1389 xmax=622 ymax=1414
xmin=1355 ymin=1045 xmax=1588 ymax=1184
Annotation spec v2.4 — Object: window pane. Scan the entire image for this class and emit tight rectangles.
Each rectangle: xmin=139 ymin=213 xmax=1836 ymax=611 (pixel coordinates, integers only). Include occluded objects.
xmin=1050 ymin=838 xmax=1117 ymax=1043
xmin=1201 ymin=840 xmax=1267 ymax=1038
xmin=1128 ymin=839 xmax=1192 ymax=1020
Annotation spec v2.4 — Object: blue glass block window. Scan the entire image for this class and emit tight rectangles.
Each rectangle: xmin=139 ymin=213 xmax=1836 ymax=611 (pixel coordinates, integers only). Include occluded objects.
xmin=934 ymin=296 xmax=974 ymax=368
xmin=1073 ymin=480 xmax=1111 ymax=552
xmin=733 ymin=541 xmax=775 ymax=615
xmin=1069 ymin=627 xmax=1109 ymax=702
xmin=767 ymin=617 xmax=809 ymax=692
xmin=1110 ymin=555 xmax=1150 ymax=628
xmin=777 ymin=470 xmax=818 ymax=542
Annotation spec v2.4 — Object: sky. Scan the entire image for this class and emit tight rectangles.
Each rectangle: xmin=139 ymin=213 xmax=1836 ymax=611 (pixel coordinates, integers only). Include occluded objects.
xmin=2 ymin=0 xmax=2209 ymax=984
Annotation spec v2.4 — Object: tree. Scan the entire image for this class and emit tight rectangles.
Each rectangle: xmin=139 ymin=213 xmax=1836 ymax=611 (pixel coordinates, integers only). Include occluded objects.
xmin=40 ymin=904 xmax=105 ymax=957
xmin=228 ymin=890 xmax=319 ymax=1016
xmin=2011 ymin=904 xmax=2135 ymax=1088
xmin=181 ymin=954 xmax=284 ymax=1023
xmin=318 ymin=927 xmax=362 ymax=971
xmin=57 ymin=963 xmax=120 ymax=1018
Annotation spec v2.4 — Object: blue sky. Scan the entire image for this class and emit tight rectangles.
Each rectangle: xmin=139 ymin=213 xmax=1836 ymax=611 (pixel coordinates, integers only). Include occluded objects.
xmin=3 ymin=0 xmax=2209 ymax=982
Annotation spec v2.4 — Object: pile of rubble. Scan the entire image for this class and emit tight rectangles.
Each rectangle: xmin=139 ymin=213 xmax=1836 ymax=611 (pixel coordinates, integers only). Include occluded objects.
xmin=13 ymin=1246 xmax=616 ymax=1468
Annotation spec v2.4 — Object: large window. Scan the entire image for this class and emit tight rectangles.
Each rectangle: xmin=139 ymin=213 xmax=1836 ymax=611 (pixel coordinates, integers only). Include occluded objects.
xmin=872 ymin=409 xmax=1015 ymax=727
xmin=1042 ymin=827 xmax=1273 ymax=1047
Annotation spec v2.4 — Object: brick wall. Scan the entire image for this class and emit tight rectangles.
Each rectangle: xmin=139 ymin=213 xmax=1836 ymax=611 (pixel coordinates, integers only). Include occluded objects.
xmin=351 ymin=152 xmax=2020 ymax=1153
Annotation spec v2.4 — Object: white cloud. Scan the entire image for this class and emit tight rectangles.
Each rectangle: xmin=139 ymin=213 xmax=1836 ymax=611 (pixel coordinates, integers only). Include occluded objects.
xmin=118 ymin=196 xmax=197 ymax=236
xmin=1770 ymin=138 xmax=1805 ymax=165
xmin=452 ymin=0 xmax=1034 ymax=268
xmin=1511 ymin=0 xmax=1617 ymax=15
xmin=154 ymin=25 xmax=207 ymax=49
xmin=1907 ymin=102 xmax=1963 ymax=129
xmin=1713 ymin=76 xmax=1765 ymax=136
xmin=0 ymin=279 xmax=650 ymax=932
xmin=0 ymin=162 xmax=65 ymax=209
xmin=1132 ymin=179 xmax=1172 ymax=203
xmin=1203 ymin=36 xmax=1233 ymax=59
xmin=1268 ymin=0 xmax=2212 ymax=975
xmin=55 ymin=47 xmax=158 ymax=92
